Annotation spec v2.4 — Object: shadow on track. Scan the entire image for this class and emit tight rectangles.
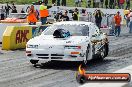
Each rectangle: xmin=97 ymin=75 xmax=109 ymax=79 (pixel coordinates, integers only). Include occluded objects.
xmin=33 ymin=58 xmax=117 ymax=72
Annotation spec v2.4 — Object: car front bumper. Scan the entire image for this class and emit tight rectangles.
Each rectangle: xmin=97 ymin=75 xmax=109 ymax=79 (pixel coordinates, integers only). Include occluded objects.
xmin=26 ymin=48 xmax=85 ymax=62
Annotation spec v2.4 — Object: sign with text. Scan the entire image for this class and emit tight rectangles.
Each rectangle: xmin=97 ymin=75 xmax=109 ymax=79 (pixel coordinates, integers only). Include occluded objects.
xmin=2 ymin=26 xmax=32 ymax=50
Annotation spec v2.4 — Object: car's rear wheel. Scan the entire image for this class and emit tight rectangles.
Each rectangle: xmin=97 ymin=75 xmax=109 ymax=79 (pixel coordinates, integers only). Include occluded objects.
xmin=30 ymin=60 xmax=39 ymax=65
xmin=104 ymin=43 xmax=109 ymax=57
xmin=100 ymin=46 xmax=105 ymax=59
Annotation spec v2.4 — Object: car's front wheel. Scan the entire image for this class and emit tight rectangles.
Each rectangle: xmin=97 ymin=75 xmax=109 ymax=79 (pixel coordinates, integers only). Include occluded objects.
xmin=99 ymin=43 xmax=109 ymax=60
xmin=30 ymin=60 xmax=39 ymax=65
xmin=82 ymin=45 xmax=90 ymax=65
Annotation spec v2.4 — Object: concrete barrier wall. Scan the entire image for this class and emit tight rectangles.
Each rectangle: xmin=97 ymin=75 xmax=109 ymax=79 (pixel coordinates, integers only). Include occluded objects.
xmin=2 ymin=26 xmax=32 ymax=50
xmin=2 ymin=25 xmax=49 ymax=50
xmin=0 ymin=22 xmax=42 ymax=43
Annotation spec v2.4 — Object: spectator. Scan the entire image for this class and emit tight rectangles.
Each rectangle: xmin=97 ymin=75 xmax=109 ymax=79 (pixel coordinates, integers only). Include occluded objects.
xmin=60 ymin=10 xmax=69 ymax=21
xmin=36 ymin=9 xmax=39 ymax=20
xmin=114 ymin=11 xmax=122 ymax=37
xmin=75 ymin=0 xmax=79 ymax=7
xmin=39 ymin=2 xmax=49 ymax=25
xmin=93 ymin=0 xmax=95 ymax=8
xmin=119 ymin=0 xmax=125 ymax=9
xmin=78 ymin=0 xmax=82 ymax=7
xmin=12 ymin=3 xmax=16 ymax=10
xmin=86 ymin=0 xmax=91 ymax=8
xmin=52 ymin=0 xmax=56 ymax=5
xmin=72 ymin=10 xmax=78 ymax=21
xmin=11 ymin=3 xmax=17 ymax=13
xmin=27 ymin=5 xmax=38 ymax=25
xmin=54 ymin=12 xmax=60 ymax=21
xmin=126 ymin=0 xmax=130 ymax=9
xmin=95 ymin=0 xmax=100 ymax=8
xmin=11 ymin=7 xmax=17 ymax=13
xmin=57 ymin=0 xmax=60 ymax=6
xmin=124 ymin=12 xmax=130 ymax=27
xmin=21 ymin=8 xmax=25 ymax=13
xmin=95 ymin=10 xmax=102 ymax=28
xmin=44 ymin=0 xmax=48 ymax=6
xmin=80 ymin=9 xmax=88 ymax=21
xmin=5 ymin=3 xmax=11 ymax=17
xmin=105 ymin=0 xmax=108 ymax=8
xmin=128 ymin=10 xmax=132 ymax=33
xmin=1 ymin=6 xmax=5 ymax=20
xmin=113 ymin=0 xmax=116 ymax=9
xmin=110 ymin=15 xmax=115 ymax=35
xmin=75 ymin=8 xmax=79 ymax=14
xmin=26 ymin=6 xmax=30 ymax=12
xmin=100 ymin=0 xmax=104 ymax=8
xmin=62 ymin=0 xmax=66 ymax=6
xmin=109 ymin=0 xmax=114 ymax=9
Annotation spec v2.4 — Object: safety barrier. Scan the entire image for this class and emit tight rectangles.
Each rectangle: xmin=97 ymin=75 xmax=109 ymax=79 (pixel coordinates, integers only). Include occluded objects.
xmin=2 ymin=25 xmax=49 ymax=50
xmin=2 ymin=26 xmax=32 ymax=50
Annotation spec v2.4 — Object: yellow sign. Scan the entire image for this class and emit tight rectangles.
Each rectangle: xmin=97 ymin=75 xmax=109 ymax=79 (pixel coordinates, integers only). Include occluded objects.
xmin=2 ymin=26 xmax=32 ymax=50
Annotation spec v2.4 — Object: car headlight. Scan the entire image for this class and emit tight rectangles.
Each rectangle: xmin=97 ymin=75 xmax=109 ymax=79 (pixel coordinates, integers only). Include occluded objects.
xmin=26 ymin=44 xmax=38 ymax=48
xmin=64 ymin=46 xmax=81 ymax=49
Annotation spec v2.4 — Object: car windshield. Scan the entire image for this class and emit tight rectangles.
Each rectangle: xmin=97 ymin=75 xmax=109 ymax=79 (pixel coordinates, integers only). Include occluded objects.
xmin=43 ymin=24 xmax=89 ymax=36
xmin=8 ymin=14 xmax=27 ymax=19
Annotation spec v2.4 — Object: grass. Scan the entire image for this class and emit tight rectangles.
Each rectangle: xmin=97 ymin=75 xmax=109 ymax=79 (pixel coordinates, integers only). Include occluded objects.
xmin=0 ymin=0 xmax=132 ymax=9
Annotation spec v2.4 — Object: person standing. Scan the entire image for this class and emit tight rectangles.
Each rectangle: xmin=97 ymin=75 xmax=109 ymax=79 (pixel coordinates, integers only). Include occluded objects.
xmin=44 ymin=0 xmax=48 ymax=6
xmin=128 ymin=10 xmax=132 ymax=33
xmin=124 ymin=12 xmax=130 ymax=27
xmin=110 ymin=15 xmax=115 ymax=35
xmin=114 ymin=11 xmax=122 ymax=37
xmin=100 ymin=0 xmax=104 ymax=8
xmin=57 ymin=0 xmax=60 ymax=6
xmin=95 ymin=10 xmax=102 ymax=29
xmin=86 ymin=0 xmax=91 ymax=8
xmin=39 ymin=2 xmax=49 ymax=25
xmin=27 ymin=5 xmax=38 ymax=25
xmin=119 ymin=0 xmax=125 ymax=9
xmin=109 ymin=0 xmax=114 ymax=9
xmin=5 ymin=3 xmax=11 ymax=17
xmin=78 ymin=0 xmax=82 ymax=7
xmin=95 ymin=0 xmax=100 ymax=8
xmin=105 ymin=0 xmax=108 ymax=8
xmin=61 ymin=0 xmax=66 ymax=6
xmin=93 ymin=0 xmax=95 ymax=8
xmin=126 ymin=0 xmax=130 ymax=9
xmin=52 ymin=0 xmax=56 ymax=5
xmin=75 ymin=0 xmax=79 ymax=7
xmin=1 ymin=6 xmax=5 ymax=20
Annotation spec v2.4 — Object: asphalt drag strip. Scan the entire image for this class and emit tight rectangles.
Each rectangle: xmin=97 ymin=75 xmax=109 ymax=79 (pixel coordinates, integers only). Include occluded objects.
xmin=0 ymin=33 xmax=132 ymax=87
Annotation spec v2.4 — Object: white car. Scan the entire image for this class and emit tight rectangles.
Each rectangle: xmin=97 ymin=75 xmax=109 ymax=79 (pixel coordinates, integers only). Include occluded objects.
xmin=26 ymin=21 xmax=109 ymax=65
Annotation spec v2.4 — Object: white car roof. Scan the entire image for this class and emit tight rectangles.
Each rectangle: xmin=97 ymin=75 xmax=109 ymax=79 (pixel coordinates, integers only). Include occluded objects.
xmin=53 ymin=21 xmax=93 ymax=26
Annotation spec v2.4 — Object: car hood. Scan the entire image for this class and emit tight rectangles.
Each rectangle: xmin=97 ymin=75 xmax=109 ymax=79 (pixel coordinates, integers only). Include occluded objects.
xmin=27 ymin=35 xmax=90 ymax=45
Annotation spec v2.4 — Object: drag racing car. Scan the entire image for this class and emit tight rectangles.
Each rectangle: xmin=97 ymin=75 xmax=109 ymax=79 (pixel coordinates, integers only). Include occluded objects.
xmin=26 ymin=21 xmax=109 ymax=65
